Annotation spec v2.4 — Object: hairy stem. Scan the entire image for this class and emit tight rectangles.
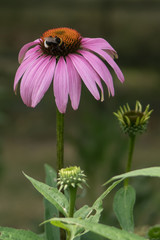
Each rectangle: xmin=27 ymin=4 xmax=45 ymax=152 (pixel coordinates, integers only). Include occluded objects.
xmin=124 ymin=135 xmax=136 ymax=186
xmin=56 ymin=108 xmax=65 ymax=240
xmin=69 ymin=186 xmax=77 ymax=217
xmin=56 ymin=108 xmax=64 ymax=173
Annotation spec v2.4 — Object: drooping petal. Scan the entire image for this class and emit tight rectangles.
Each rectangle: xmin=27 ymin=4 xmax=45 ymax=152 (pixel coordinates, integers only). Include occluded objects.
xmin=82 ymin=45 xmax=124 ymax=83
xmin=53 ymin=57 xmax=69 ymax=113
xmin=14 ymin=49 xmax=40 ymax=92
xmin=81 ymin=37 xmax=117 ymax=58
xmin=93 ymin=74 xmax=104 ymax=102
xmin=78 ymin=49 xmax=115 ymax=96
xmin=18 ymin=39 xmax=40 ymax=63
xmin=31 ymin=57 xmax=56 ymax=107
xmin=20 ymin=55 xmax=49 ymax=106
xmin=65 ymin=56 xmax=81 ymax=110
xmin=99 ymin=49 xmax=125 ymax=83
xmin=69 ymin=54 xmax=100 ymax=100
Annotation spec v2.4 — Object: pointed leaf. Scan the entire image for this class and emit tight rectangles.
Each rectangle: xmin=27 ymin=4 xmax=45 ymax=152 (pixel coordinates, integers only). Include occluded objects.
xmin=48 ymin=218 xmax=146 ymax=240
xmin=0 ymin=227 xmax=42 ymax=240
xmin=24 ymin=172 xmax=69 ymax=217
xmin=105 ymin=167 xmax=160 ymax=185
xmin=44 ymin=164 xmax=60 ymax=240
xmin=113 ymin=185 xmax=136 ymax=232
xmin=93 ymin=179 xmax=122 ymax=207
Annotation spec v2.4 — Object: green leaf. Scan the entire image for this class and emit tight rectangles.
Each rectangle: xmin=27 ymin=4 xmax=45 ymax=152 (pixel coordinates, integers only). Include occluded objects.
xmin=88 ymin=179 xmax=123 ymax=224
xmin=46 ymin=219 xmax=78 ymax=240
xmin=105 ymin=167 xmax=160 ymax=185
xmin=74 ymin=180 xmax=122 ymax=222
xmin=73 ymin=205 xmax=93 ymax=237
xmin=74 ymin=205 xmax=92 ymax=218
xmin=71 ymin=180 xmax=123 ymax=238
xmin=44 ymin=204 xmax=97 ymax=239
xmin=48 ymin=218 xmax=146 ymax=240
xmin=74 ymin=237 xmax=80 ymax=240
xmin=49 ymin=220 xmax=70 ymax=232
xmin=93 ymin=179 xmax=123 ymax=208
xmin=113 ymin=185 xmax=136 ymax=232
xmin=24 ymin=172 xmax=69 ymax=217
xmin=44 ymin=164 xmax=60 ymax=240
xmin=0 ymin=227 xmax=42 ymax=240
xmin=73 ymin=198 xmax=103 ymax=237
xmin=44 ymin=164 xmax=57 ymax=188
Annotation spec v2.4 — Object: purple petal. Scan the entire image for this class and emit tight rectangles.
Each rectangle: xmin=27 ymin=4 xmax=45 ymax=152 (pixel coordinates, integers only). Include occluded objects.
xmin=79 ymin=50 xmax=115 ymax=96
xmin=69 ymin=54 xmax=100 ymax=100
xmin=100 ymin=49 xmax=124 ymax=83
xmin=18 ymin=39 xmax=40 ymax=64
xmin=81 ymin=37 xmax=117 ymax=57
xmin=23 ymin=45 xmax=40 ymax=61
xmin=65 ymin=56 xmax=81 ymax=110
xmin=82 ymin=45 xmax=124 ymax=83
xmin=14 ymin=49 xmax=40 ymax=92
xmin=31 ymin=57 xmax=56 ymax=107
xmin=53 ymin=57 xmax=69 ymax=113
xmin=20 ymin=55 xmax=49 ymax=106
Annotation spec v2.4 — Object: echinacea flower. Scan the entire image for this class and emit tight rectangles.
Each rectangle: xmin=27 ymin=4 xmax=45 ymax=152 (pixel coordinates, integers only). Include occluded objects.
xmin=14 ymin=27 xmax=124 ymax=113
xmin=114 ymin=101 xmax=153 ymax=136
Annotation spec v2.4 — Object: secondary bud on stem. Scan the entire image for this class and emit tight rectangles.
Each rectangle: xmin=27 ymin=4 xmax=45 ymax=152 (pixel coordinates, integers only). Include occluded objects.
xmin=58 ymin=166 xmax=87 ymax=218
xmin=114 ymin=101 xmax=153 ymax=137
xmin=57 ymin=166 xmax=87 ymax=191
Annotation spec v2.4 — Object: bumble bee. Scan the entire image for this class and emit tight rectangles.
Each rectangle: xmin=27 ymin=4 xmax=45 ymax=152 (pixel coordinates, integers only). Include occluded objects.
xmin=44 ymin=36 xmax=64 ymax=54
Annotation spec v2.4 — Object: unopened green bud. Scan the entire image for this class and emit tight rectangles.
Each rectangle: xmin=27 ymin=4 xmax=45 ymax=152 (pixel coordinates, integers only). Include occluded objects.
xmin=114 ymin=101 xmax=153 ymax=137
xmin=57 ymin=166 xmax=87 ymax=191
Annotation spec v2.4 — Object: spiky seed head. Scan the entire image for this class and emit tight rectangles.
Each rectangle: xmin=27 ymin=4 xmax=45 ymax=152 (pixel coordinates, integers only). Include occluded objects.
xmin=114 ymin=101 xmax=153 ymax=137
xmin=57 ymin=166 xmax=87 ymax=191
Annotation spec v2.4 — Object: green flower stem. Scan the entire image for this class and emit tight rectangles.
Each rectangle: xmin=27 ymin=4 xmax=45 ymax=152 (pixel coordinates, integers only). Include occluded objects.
xmin=56 ymin=108 xmax=64 ymax=173
xmin=124 ymin=135 xmax=136 ymax=186
xmin=69 ymin=186 xmax=77 ymax=217
xmin=56 ymin=108 xmax=65 ymax=240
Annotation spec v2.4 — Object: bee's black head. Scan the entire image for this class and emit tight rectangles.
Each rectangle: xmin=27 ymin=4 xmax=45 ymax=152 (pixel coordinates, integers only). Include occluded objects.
xmin=44 ymin=36 xmax=61 ymax=48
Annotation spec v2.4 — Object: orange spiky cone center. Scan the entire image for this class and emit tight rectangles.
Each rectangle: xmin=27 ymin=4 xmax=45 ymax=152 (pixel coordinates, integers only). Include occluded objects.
xmin=40 ymin=27 xmax=82 ymax=56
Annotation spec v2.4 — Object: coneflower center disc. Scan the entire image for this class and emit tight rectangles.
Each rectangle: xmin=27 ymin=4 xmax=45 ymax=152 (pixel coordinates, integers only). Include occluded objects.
xmin=124 ymin=111 xmax=144 ymax=124
xmin=40 ymin=27 xmax=81 ymax=56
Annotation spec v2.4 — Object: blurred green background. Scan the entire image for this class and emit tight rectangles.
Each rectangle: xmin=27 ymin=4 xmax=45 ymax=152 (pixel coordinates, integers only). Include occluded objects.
xmin=0 ymin=0 xmax=160 ymax=238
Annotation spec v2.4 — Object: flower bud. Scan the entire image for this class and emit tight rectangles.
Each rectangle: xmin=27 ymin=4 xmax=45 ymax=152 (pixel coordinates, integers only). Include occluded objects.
xmin=57 ymin=166 xmax=87 ymax=191
xmin=114 ymin=101 xmax=153 ymax=137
